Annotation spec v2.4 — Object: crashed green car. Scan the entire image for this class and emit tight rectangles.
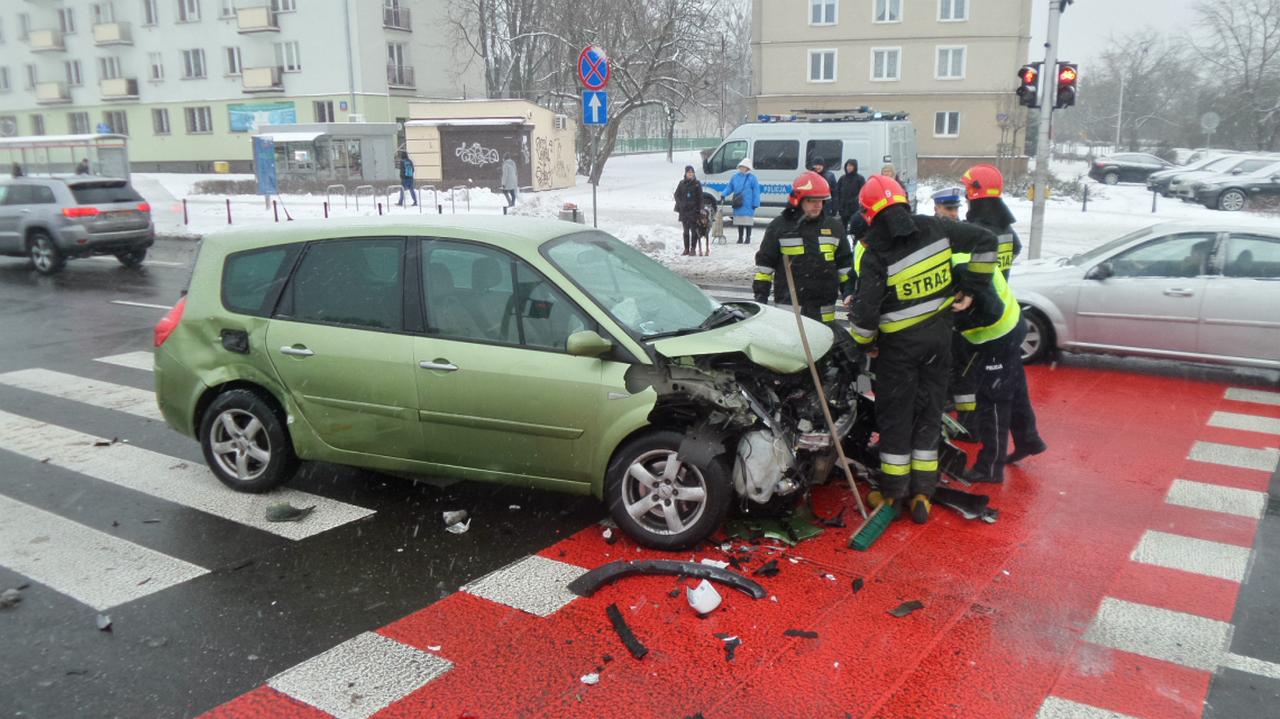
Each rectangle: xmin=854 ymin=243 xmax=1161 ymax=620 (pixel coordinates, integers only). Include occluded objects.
xmin=154 ymin=217 xmax=864 ymax=549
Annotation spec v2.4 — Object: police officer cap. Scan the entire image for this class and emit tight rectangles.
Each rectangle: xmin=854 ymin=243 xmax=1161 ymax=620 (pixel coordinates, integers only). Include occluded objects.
xmin=931 ymin=186 xmax=963 ymax=207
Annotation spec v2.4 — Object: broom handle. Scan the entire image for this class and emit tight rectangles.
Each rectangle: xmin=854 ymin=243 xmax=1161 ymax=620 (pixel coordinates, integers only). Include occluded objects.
xmin=781 ymin=254 xmax=869 ymax=520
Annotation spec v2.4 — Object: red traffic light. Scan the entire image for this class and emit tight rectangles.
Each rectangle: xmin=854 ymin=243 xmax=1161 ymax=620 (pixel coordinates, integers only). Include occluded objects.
xmin=1058 ymin=66 xmax=1077 ymax=84
xmin=1020 ymin=66 xmax=1039 ymax=84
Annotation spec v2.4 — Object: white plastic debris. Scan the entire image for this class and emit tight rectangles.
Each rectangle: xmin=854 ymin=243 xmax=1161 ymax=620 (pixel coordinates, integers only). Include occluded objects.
xmin=823 ymin=573 xmax=836 ymax=581
xmin=443 ymin=510 xmax=470 ymax=534
xmin=509 ymin=505 xmax=521 ymax=511
xmin=580 ymin=672 xmax=600 ymax=685
xmin=699 ymin=558 xmax=730 ymax=569
xmin=427 ymin=645 xmax=442 ymax=652
xmin=446 ymin=519 xmax=471 ymax=535
xmin=770 ymin=595 xmax=779 ymax=603
xmin=686 ymin=579 xmax=723 ymax=615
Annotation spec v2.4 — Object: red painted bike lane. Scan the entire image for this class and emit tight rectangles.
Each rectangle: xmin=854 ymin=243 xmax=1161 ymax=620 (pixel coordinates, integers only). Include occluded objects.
xmin=204 ymin=365 xmax=1266 ymax=719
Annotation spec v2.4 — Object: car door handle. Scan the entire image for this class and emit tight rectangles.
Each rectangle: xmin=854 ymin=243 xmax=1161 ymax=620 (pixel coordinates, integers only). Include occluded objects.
xmin=279 ymin=346 xmax=315 ymax=357
xmin=419 ymin=360 xmax=459 ymax=372
xmin=1163 ymin=288 xmax=1195 ymax=297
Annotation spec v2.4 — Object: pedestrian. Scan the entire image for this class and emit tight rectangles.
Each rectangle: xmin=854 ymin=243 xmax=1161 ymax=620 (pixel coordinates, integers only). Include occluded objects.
xmin=880 ymin=163 xmax=896 ymax=180
xmin=752 ymin=171 xmax=852 ymax=323
xmin=808 ymin=156 xmax=839 ymax=216
xmin=397 ymin=151 xmax=418 ymax=207
xmin=501 ymin=157 xmax=518 ymax=208
xmin=673 ymin=165 xmax=704 ymax=257
xmin=931 ymin=186 xmax=963 ymax=220
xmin=724 ymin=157 xmax=760 ymax=244
xmin=961 ymin=164 xmax=1021 ymax=278
xmin=847 ymin=175 xmax=998 ymax=524
xmin=75 ymin=158 xmax=90 ymax=175
xmin=10 ymin=163 xmax=23 ymax=178
xmin=834 ymin=159 xmax=866 ymax=231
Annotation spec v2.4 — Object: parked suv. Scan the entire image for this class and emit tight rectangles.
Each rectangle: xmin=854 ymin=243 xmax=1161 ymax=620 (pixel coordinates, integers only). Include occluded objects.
xmin=1189 ymin=161 xmax=1280 ymax=211
xmin=1087 ymin=153 xmax=1172 ymax=185
xmin=0 ymin=177 xmax=154 ymax=275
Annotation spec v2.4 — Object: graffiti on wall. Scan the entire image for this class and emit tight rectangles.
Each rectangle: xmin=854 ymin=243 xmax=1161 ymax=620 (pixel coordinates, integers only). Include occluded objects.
xmin=534 ymin=136 xmax=568 ymax=188
xmin=455 ymin=142 xmax=500 ymax=166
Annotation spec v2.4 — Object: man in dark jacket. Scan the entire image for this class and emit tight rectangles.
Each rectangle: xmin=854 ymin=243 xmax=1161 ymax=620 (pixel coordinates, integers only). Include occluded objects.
xmin=809 ymin=157 xmax=840 ymax=216
xmin=673 ymin=166 xmax=704 ymax=256
xmin=834 ymin=159 xmax=866 ymax=231
xmin=753 ymin=171 xmax=853 ymax=323
xmin=397 ymin=152 xmax=417 ymax=207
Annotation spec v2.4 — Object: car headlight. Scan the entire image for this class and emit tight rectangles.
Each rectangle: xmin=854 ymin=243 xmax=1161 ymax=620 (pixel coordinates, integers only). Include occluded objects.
xmin=1192 ymin=182 xmax=1206 ymax=191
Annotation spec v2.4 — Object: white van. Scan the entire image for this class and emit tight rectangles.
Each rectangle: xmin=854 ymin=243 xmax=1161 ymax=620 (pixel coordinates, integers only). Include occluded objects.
xmin=700 ymin=110 xmax=918 ymax=221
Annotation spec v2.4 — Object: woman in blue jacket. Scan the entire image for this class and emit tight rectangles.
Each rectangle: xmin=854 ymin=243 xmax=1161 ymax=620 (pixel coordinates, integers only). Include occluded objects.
xmin=725 ymin=157 xmax=761 ymax=244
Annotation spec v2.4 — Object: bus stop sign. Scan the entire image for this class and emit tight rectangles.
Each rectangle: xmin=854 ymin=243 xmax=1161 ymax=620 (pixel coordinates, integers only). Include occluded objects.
xmin=253 ymin=137 xmax=278 ymax=196
xmin=577 ymin=46 xmax=610 ymax=90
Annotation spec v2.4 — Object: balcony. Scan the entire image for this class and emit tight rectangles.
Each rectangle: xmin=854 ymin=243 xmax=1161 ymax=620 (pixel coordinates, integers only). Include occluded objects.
xmin=242 ymin=66 xmax=284 ymax=93
xmin=383 ymin=6 xmax=411 ymax=30
xmin=101 ymin=77 xmax=139 ymax=100
xmin=35 ymin=81 xmax=71 ymax=104
xmin=236 ymin=6 xmax=280 ymax=33
xmin=93 ymin=22 xmax=133 ymax=46
xmin=387 ymin=64 xmax=415 ymax=89
xmin=28 ymin=29 xmax=65 ymax=52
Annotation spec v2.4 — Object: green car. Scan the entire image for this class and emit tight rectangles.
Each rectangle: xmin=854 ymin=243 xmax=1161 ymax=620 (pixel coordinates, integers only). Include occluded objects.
xmin=154 ymin=217 xmax=863 ymax=549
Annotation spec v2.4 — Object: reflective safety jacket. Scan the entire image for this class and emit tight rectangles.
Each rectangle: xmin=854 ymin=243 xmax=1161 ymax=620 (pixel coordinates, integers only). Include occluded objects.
xmin=849 ymin=216 xmax=998 ymax=345
xmin=753 ymin=208 xmax=853 ymax=322
xmin=968 ymin=217 xmax=1021 ymax=278
xmin=951 ymin=251 xmax=1021 ymax=345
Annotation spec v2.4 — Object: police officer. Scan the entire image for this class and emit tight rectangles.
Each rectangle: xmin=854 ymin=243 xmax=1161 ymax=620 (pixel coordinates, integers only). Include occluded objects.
xmin=931 ymin=186 xmax=963 ymax=220
xmin=961 ymin=164 xmax=1021 ymax=278
xmin=808 ymin=157 xmax=840 ymax=216
xmin=753 ymin=171 xmax=853 ymax=323
xmin=847 ymin=176 xmax=998 ymax=523
xmin=935 ymin=183 xmax=978 ymax=430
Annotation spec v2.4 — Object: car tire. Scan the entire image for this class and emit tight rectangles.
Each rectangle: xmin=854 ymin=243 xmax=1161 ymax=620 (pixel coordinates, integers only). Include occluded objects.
xmin=1217 ymin=189 xmax=1246 ymax=212
xmin=1021 ymin=309 xmax=1053 ymax=364
xmin=28 ymin=233 xmax=65 ymax=275
xmin=605 ymin=429 xmax=732 ymax=550
xmin=116 ymin=249 xmax=147 ymax=268
xmin=1103 ymin=172 xmax=1120 ymax=185
xmin=199 ymin=389 xmax=298 ymax=493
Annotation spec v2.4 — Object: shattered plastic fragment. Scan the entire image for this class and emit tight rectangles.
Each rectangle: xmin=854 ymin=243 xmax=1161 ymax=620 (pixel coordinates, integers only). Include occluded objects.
xmin=265 ymin=503 xmax=315 ymax=522
xmin=0 ymin=588 xmax=22 ymax=609
xmin=509 ymin=504 xmax=521 ymax=510
xmin=602 ymin=528 xmax=618 ymax=545
xmin=442 ymin=510 xmax=468 ymax=526
xmin=784 ymin=629 xmax=818 ymax=639
xmin=852 ymin=577 xmax=865 ymax=593
xmin=446 ymin=519 xmax=471 ymax=535
xmin=723 ymin=636 xmax=742 ymax=662
xmin=699 ymin=558 xmax=729 ymax=569
xmin=888 ymin=600 xmax=925 ymax=618
xmin=753 ymin=559 xmax=780 ymax=578
xmin=96 ymin=614 xmax=112 ymax=631
xmin=823 ymin=573 xmax=836 ymax=581
xmin=580 ymin=673 xmax=599 ymax=685
xmin=605 ymin=603 xmax=649 ymax=660
xmin=686 ymin=579 xmax=722 ymax=615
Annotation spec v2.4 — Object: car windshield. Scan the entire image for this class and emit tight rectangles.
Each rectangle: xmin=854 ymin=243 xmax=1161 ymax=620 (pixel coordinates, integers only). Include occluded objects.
xmin=544 ymin=230 xmax=719 ymax=338
xmin=70 ymin=182 xmax=143 ymax=205
xmin=1069 ymin=226 xmax=1157 ymax=265
xmin=1201 ymin=156 xmax=1240 ymax=172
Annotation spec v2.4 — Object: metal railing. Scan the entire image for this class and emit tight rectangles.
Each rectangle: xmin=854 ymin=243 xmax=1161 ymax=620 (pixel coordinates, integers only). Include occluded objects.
xmin=326 ymin=184 xmax=347 ymax=209
xmin=383 ymin=6 xmax=411 ymax=29
xmin=353 ymin=184 xmax=375 ymax=211
xmin=613 ymin=137 xmax=723 ymax=155
xmin=386 ymin=64 xmax=415 ymax=88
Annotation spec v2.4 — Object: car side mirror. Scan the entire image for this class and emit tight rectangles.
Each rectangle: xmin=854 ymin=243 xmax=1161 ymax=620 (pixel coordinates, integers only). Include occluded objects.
xmin=1086 ymin=262 xmax=1114 ymax=280
xmin=567 ymin=330 xmax=613 ymax=358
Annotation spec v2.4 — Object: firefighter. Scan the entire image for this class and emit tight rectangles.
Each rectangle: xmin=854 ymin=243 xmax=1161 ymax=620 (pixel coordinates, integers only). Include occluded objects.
xmin=752 ymin=171 xmax=853 ymax=323
xmin=847 ymin=176 xmax=998 ymax=523
xmin=961 ymin=164 xmax=1021 ymax=278
xmin=951 ymin=251 xmax=1047 ymax=483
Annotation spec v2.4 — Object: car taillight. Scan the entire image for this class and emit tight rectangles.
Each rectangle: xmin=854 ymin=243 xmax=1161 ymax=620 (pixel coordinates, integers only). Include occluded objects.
xmin=63 ymin=206 xmax=100 ymax=218
xmin=154 ymin=296 xmax=187 ymax=347
xmin=137 ymin=202 xmax=151 ymax=213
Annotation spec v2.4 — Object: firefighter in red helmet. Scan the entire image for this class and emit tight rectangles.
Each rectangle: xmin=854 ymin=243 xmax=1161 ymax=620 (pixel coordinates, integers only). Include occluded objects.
xmin=847 ymin=175 xmax=999 ymax=523
xmin=961 ymin=164 xmax=1021 ymax=278
xmin=752 ymin=171 xmax=853 ymax=323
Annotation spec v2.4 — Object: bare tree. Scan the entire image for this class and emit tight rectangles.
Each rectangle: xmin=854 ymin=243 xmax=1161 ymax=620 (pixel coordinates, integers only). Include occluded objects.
xmin=1192 ymin=0 xmax=1280 ymax=150
xmin=447 ymin=0 xmax=555 ymax=99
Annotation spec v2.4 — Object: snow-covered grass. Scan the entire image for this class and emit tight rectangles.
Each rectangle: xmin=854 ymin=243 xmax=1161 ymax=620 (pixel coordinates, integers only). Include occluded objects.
xmin=134 ymin=151 xmax=1277 ymax=286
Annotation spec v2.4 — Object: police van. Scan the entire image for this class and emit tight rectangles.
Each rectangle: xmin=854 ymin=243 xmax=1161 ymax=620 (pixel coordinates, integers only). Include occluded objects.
xmin=699 ymin=108 xmax=918 ymax=221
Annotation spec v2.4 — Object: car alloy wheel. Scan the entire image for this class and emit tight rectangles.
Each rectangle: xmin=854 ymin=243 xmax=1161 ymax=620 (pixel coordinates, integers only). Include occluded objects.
xmin=1021 ymin=310 xmax=1051 ymax=364
xmin=621 ymin=449 xmax=709 ymax=537
xmin=1218 ymin=189 xmax=1246 ymax=212
xmin=208 ymin=408 xmax=272 ymax=483
xmin=30 ymin=234 xmax=64 ymax=275
xmin=1103 ymin=172 xmax=1120 ymax=185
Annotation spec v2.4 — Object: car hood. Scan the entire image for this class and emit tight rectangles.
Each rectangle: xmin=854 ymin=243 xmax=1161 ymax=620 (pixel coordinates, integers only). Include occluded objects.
xmin=647 ymin=302 xmax=833 ymax=375
xmin=1013 ymin=256 xmax=1075 ymax=277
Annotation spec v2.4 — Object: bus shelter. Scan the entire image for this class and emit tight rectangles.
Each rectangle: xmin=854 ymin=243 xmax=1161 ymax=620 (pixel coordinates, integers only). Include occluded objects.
xmin=0 ymin=134 xmax=131 ymax=178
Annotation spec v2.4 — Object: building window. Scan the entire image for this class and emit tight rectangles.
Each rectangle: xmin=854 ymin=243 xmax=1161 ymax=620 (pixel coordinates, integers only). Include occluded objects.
xmin=272 ymin=0 xmax=297 ymax=12
xmin=808 ymin=49 xmax=836 ymax=83
xmin=104 ymin=110 xmax=129 ymax=135
xmin=225 ymin=47 xmax=242 ymax=75
xmin=185 ymin=106 xmax=213 ymax=133
xmin=871 ymin=48 xmax=900 ymax=81
xmin=182 ymin=49 xmax=206 ymax=78
xmin=19 ymin=14 xmax=31 ymax=40
xmin=314 ymin=100 xmax=335 ymax=122
xmin=153 ymin=108 xmax=170 ymax=134
xmin=387 ymin=41 xmax=412 ymax=85
xmin=149 ymin=52 xmax=164 ymax=81
xmin=935 ymin=111 xmax=960 ymax=137
xmin=874 ymin=0 xmax=902 ymax=23
xmin=275 ymin=41 xmax=302 ymax=72
xmin=936 ymin=46 xmax=965 ymax=80
xmin=178 ymin=0 xmax=201 ymax=23
xmin=66 ymin=61 xmax=84 ymax=87
xmin=143 ymin=0 xmax=159 ymax=26
xmin=0 ymin=68 xmax=9 ymax=92
xmin=26 ymin=64 xmax=37 ymax=90
xmin=809 ymin=0 xmax=836 ymax=25
xmin=99 ymin=57 xmax=123 ymax=80
xmin=939 ymin=0 xmax=968 ymax=21
xmin=32 ymin=114 xmax=45 ymax=135
xmin=69 ymin=112 xmax=91 ymax=134
xmin=219 ymin=0 xmax=234 ymax=18
xmin=58 ymin=8 xmax=77 ymax=34
xmin=93 ymin=3 xmax=117 ymax=24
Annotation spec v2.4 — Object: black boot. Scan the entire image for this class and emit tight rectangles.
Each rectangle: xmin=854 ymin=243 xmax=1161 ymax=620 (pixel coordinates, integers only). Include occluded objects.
xmin=961 ymin=468 xmax=1003 ymax=484
xmin=1006 ymin=439 xmax=1048 ymax=464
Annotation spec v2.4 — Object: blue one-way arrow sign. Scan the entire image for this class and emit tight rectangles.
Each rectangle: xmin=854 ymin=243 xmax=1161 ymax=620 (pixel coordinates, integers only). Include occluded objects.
xmin=582 ymin=91 xmax=608 ymax=126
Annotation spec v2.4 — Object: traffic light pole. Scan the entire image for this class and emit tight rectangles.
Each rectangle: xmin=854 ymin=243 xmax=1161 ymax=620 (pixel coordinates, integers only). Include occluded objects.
xmin=1028 ymin=0 xmax=1063 ymax=260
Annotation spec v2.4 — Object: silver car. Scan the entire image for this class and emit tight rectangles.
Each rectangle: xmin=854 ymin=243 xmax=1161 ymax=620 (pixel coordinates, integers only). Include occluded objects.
xmin=1013 ymin=222 xmax=1280 ymax=370
xmin=0 ymin=176 xmax=155 ymax=275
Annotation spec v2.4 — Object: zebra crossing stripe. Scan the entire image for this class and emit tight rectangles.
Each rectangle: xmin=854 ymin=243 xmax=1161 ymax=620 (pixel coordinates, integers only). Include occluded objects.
xmin=1188 ymin=440 xmax=1280 ymax=474
xmin=0 ymin=494 xmax=208 ymax=611
xmin=0 ymin=368 xmax=161 ymax=421
xmin=1208 ymin=410 xmax=1280 ymax=437
xmin=94 ymin=351 xmax=155 ymax=372
xmin=1036 ymin=697 xmax=1140 ymax=719
xmin=0 ymin=410 xmax=375 ymax=540
xmin=1082 ymin=597 xmax=1233 ymax=671
xmin=1224 ymin=387 xmax=1280 ymax=407
xmin=1129 ymin=530 xmax=1250 ymax=582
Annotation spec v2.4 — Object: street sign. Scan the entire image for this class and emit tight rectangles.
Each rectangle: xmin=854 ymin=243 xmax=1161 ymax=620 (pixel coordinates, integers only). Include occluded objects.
xmin=582 ymin=91 xmax=609 ymax=126
xmin=252 ymin=137 xmax=278 ymax=196
xmin=577 ymin=46 xmax=610 ymax=90
xmin=1200 ymin=112 xmax=1221 ymax=133
xmin=96 ymin=123 xmax=112 ymax=134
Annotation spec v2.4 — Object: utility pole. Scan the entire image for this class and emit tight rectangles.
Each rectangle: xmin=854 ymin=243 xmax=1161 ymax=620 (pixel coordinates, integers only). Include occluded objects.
xmin=1115 ymin=73 xmax=1124 ymax=150
xmin=1028 ymin=0 xmax=1064 ymax=260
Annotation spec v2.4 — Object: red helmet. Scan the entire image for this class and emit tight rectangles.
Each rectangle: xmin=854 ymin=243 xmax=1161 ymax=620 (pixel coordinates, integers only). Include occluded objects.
xmin=859 ymin=175 xmax=909 ymax=223
xmin=962 ymin=164 xmax=1004 ymax=200
xmin=788 ymin=171 xmax=831 ymax=207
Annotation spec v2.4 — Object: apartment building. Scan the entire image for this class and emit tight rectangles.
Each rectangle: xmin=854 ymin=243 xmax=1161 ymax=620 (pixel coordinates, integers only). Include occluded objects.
xmin=0 ymin=0 xmax=483 ymax=171
xmin=751 ymin=0 xmax=1032 ymax=175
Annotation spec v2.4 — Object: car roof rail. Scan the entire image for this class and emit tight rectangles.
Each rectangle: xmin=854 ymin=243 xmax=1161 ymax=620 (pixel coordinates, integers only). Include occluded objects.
xmin=756 ymin=107 xmax=910 ymax=123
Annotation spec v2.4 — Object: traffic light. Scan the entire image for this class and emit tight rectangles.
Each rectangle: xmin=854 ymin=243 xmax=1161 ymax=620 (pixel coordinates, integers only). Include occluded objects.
xmin=1016 ymin=63 xmax=1042 ymax=108
xmin=1055 ymin=62 xmax=1079 ymax=109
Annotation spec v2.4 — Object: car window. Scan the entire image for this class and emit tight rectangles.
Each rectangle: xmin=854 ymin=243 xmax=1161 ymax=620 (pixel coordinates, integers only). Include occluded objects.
xmin=222 ymin=244 xmax=302 ymax=317
xmin=3 ymin=186 xmax=34 ymax=205
xmin=421 ymin=239 xmax=593 ymax=350
xmin=708 ymin=141 xmax=747 ymax=174
xmin=806 ymin=140 xmax=842 ymax=169
xmin=1202 ymin=156 xmax=1240 ymax=171
xmin=754 ymin=140 xmax=799 ymax=171
xmin=28 ymin=186 xmax=56 ymax=204
xmin=0 ymin=186 xmax=9 ymax=204
xmin=71 ymin=183 xmax=143 ymax=204
xmin=1107 ymin=233 xmax=1218 ymax=278
xmin=1224 ymin=234 xmax=1280 ymax=279
xmin=281 ymin=238 xmax=404 ymax=330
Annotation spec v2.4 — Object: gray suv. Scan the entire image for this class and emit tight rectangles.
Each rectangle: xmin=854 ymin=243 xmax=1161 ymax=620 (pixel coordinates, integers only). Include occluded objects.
xmin=0 ymin=177 xmax=155 ymax=275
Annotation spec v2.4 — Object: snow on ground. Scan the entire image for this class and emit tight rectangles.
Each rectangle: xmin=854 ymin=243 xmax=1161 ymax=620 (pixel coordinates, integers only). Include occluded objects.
xmin=134 ymin=151 xmax=1276 ymax=287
